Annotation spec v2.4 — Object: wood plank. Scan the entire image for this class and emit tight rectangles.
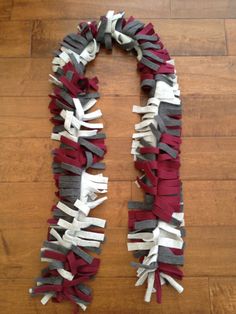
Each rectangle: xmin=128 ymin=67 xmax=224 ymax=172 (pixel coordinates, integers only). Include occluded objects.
xmin=31 ymin=19 xmax=226 ymax=57
xmin=1 ymin=97 xmax=49 ymax=117
xmin=1 ymin=57 xmax=236 ymax=97
xmin=175 ymin=56 xmax=236 ymax=95
xmin=171 ymin=0 xmax=236 ymax=18
xmin=0 ymin=0 xmax=12 ymax=20
xmin=11 ymin=0 xmax=170 ymax=20
xmin=1 ymin=180 xmax=236 ymax=229
xmin=182 ymin=95 xmax=236 ymax=137
xmin=1 ymin=226 xmax=235 ymax=279
xmin=0 ymin=138 xmax=53 ymax=182
xmin=209 ymin=278 xmax=236 ymax=314
xmin=31 ymin=19 xmax=130 ymax=58
xmin=1 ymin=137 xmax=236 ymax=182
xmin=132 ymin=180 xmax=236 ymax=226
xmin=0 ymin=277 xmax=210 ymax=314
xmin=0 ymin=96 xmax=139 ymax=138
xmin=2 ymin=94 xmax=236 ymax=138
xmin=32 ymin=19 xmax=78 ymax=58
xmin=31 ymin=18 xmax=133 ymax=58
xmin=0 ymin=21 xmax=32 ymax=57
xmin=0 ymin=57 xmax=140 ymax=96
xmin=225 ymin=19 xmax=236 ymax=55
xmin=155 ymin=19 xmax=226 ymax=56
xmin=0 ymin=181 xmax=130 ymax=229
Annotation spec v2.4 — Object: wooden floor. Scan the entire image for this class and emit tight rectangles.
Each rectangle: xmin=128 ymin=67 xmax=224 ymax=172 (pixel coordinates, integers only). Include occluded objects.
xmin=0 ymin=0 xmax=236 ymax=313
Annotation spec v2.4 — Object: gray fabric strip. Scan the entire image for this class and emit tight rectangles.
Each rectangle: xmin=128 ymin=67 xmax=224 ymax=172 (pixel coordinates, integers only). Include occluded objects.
xmin=170 ymin=217 xmax=182 ymax=227
xmin=60 ymin=90 xmax=74 ymax=106
xmin=53 ymin=209 xmax=73 ymax=220
xmin=120 ymin=41 xmax=135 ymax=51
xmin=53 ymin=49 xmax=62 ymax=57
xmin=72 ymin=245 xmax=94 ymax=264
xmin=155 ymin=115 xmax=168 ymax=134
xmin=134 ymin=219 xmax=157 ymax=230
xmin=77 ymin=283 xmax=92 ymax=296
xmin=141 ymin=79 xmax=155 ymax=89
xmin=71 ymin=295 xmax=89 ymax=306
xmin=69 ymin=53 xmax=84 ymax=74
xmin=63 ymin=36 xmax=84 ymax=52
xmin=155 ymin=74 xmax=174 ymax=86
xmin=85 ymin=246 xmax=101 ymax=254
xmin=133 ymin=250 xmax=148 ymax=258
xmin=59 ymin=180 xmax=81 ymax=189
xmin=143 ymin=50 xmax=164 ymax=64
xmin=60 ymin=41 xmax=81 ymax=54
xmin=91 ymin=162 xmax=106 ymax=170
xmin=36 ymin=276 xmax=63 ymax=285
xmin=59 ymin=175 xmax=81 ymax=182
xmin=49 ymin=261 xmax=64 ymax=270
xmin=52 ymin=115 xmax=63 ymax=121
xmin=61 ymin=162 xmax=82 ymax=175
xmin=128 ymin=201 xmax=153 ymax=210
xmin=68 ymin=33 xmax=88 ymax=46
xmin=149 ymin=123 xmax=161 ymax=143
xmin=43 ymin=241 xmax=69 ymax=255
xmin=140 ymin=42 xmax=161 ymax=50
xmin=85 ymin=151 xmax=93 ymax=169
xmin=104 ymin=33 xmax=112 ymax=50
xmin=135 ymin=34 xmax=159 ymax=41
xmin=158 ymin=142 xmax=178 ymax=159
xmin=122 ymin=20 xmax=144 ymax=37
xmin=131 ymin=261 xmax=157 ymax=270
xmin=115 ymin=17 xmax=123 ymax=32
xmin=53 ymin=125 xmax=65 ymax=133
xmin=96 ymin=16 xmax=107 ymax=42
xmin=78 ymin=138 xmax=104 ymax=157
xmin=59 ymin=188 xmax=80 ymax=198
xmin=140 ymin=56 xmax=160 ymax=71
xmin=56 ymin=98 xmax=73 ymax=111
xmin=85 ymin=30 xmax=94 ymax=42
xmin=158 ymin=246 xmax=184 ymax=265
xmin=161 ymin=115 xmax=182 ymax=127
xmin=145 ymin=194 xmax=154 ymax=204
xmin=55 ymin=67 xmax=64 ymax=77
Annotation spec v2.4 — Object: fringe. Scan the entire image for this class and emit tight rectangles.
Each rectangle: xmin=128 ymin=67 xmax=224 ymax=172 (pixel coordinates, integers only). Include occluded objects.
xmin=30 ymin=9 xmax=184 ymax=312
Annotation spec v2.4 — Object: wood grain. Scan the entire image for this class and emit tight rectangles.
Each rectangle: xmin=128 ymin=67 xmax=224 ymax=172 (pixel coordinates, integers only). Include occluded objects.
xmin=155 ymin=19 xmax=226 ymax=56
xmin=132 ymin=180 xmax=236 ymax=226
xmin=1 ymin=57 xmax=236 ymax=97
xmin=0 ymin=21 xmax=32 ymax=57
xmin=175 ymin=56 xmax=236 ymax=95
xmin=1 ymin=180 xmax=236 ymax=231
xmin=171 ymin=0 xmax=236 ymax=18
xmin=11 ymin=0 xmax=170 ymax=20
xmin=0 ymin=96 xmax=140 ymax=138
xmin=209 ymin=278 xmax=236 ymax=313
xmin=182 ymin=95 xmax=236 ymax=137
xmin=0 ymin=57 xmax=140 ymax=96
xmin=0 ymin=181 xmax=130 ymax=229
xmin=1 ymin=137 xmax=236 ymax=182
xmin=0 ymin=277 xmax=210 ymax=314
xmin=1 ymin=226 xmax=236 ymax=279
xmin=225 ymin=19 xmax=236 ymax=55
xmin=0 ymin=0 xmax=12 ymax=20
xmin=31 ymin=19 xmax=226 ymax=57
xmin=2 ymin=95 xmax=236 ymax=138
